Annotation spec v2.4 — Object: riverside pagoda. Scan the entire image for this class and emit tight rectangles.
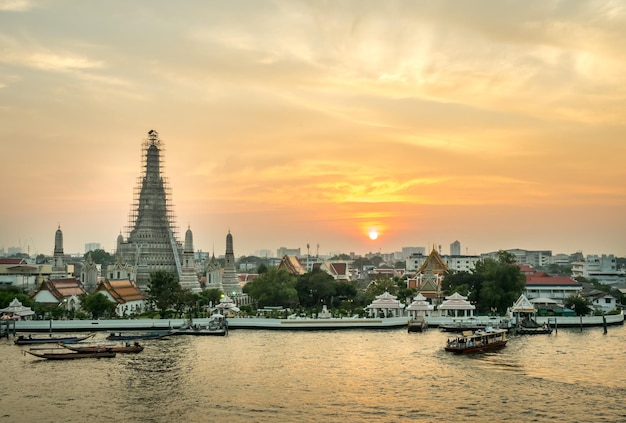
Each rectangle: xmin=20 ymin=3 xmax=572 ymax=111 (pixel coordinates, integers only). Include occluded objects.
xmin=116 ymin=130 xmax=200 ymax=292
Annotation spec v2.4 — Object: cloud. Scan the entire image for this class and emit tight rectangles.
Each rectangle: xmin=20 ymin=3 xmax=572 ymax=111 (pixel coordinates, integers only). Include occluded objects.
xmin=0 ymin=0 xmax=35 ymax=12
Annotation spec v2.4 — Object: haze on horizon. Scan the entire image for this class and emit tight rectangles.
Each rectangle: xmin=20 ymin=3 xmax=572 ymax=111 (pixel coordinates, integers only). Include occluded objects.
xmin=1 ymin=1 xmax=625 ymax=258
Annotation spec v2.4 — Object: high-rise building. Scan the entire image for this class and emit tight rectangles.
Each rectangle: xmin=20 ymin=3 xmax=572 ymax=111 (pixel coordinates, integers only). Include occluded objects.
xmin=116 ymin=130 xmax=196 ymax=290
xmin=450 ymin=241 xmax=461 ymax=256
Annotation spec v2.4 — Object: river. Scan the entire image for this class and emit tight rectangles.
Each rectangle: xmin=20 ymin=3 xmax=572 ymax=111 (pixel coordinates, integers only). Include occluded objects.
xmin=1 ymin=325 xmax=625 ymax=422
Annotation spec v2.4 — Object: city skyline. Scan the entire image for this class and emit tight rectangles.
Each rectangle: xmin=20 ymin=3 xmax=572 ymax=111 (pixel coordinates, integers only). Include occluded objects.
xmin=1 ymin=2 xmax=625 ymax=257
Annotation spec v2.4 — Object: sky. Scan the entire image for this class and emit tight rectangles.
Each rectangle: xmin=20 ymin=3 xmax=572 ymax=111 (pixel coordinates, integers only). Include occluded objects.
xmin=1 ymin=0 xmax=625 ymax=259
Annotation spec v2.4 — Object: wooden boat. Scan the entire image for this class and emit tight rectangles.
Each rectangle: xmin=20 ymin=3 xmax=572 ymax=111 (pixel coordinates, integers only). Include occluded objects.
xmin=105 ymin=331 xmax=170 ymax=341
xmin=516 ymin=320 xmax=553 ymax=335
xmin=444 ymin=327 xmax=508 ymax=354
xmin=25 ymin=348 xmax=116 ymax=360
xmin=171 ymin=327 xmax=227 ymax=336
xmin=14 ymin=333 xmax=94 ymax=345
xmin=407 ymin=317 xmax=427 ymax=333
xmin=62 ymin=342 xmax=144 ymax=354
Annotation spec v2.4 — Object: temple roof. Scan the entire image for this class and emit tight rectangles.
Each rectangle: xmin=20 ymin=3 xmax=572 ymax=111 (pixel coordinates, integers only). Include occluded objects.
xmin=96 ymin=279 xmax=145 ymax=303
xmin=0 ymin=298 xmax=35 ymax=316
xmin=439 ymin=292 xmax=475 ymax=310
xmin=278 ymin=255 xmax=306 ymax=275
xmin=417 ymin=248 xmax=449 ymax=275
xmin=35 ymin=278 xmax=87 ymax=302
xmin=365 ymin=291 xmax=405 ymax=310
xmin=510 ymin=294 xmax=536 ymax=313
xmin=407 ymin=293 xmax=434 ymax=311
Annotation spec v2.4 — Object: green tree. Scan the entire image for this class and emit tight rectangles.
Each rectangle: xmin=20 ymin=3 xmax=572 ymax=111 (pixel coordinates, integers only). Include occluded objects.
xmin=360 ymin=275 xmax=399 ymax=307
xmin=243 ymin=267 xmax=298 ymax=308
xmin=474 ymin=251 xmax=525 ymax=314
xmin=441 ymin=270 xmax=481 ymax=301
xmin=199 ymin=288 xmax=223 ymax=308
xmin=146 ymin=270 xmax=181 ymax=318
xmin=173 ymin=288 xmax=197 ymax=318
xmin=366 ymin=275 xmax=398 ymax=297
xmin=85 ymin=249 xmax=115 ymax=266
xmin=0 ymin=287 xmax=35 ymax=309
xmin=81 ymin=292 xmax=117 ymax=319
xmin=257 ymin=263 xmax=269 ymax=274
xmin=296 ymin=269 xmax=337 ymax=308
xmin=564 ymin=295 xmax=593 ymax=316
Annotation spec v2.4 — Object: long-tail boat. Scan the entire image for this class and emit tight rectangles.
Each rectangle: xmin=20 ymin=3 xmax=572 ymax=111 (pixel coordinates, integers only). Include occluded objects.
xmin=62 ymin=342 xmax=144 ymax=354
xmin=14 ymin=333 xmax=94 ymax=345
xmin=25 ymin=348 xmax=116 ymax=360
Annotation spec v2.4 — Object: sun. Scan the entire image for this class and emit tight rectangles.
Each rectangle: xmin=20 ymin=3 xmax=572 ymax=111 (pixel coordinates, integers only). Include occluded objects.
xmin=368 ymin=230 xmax=379 ymax=240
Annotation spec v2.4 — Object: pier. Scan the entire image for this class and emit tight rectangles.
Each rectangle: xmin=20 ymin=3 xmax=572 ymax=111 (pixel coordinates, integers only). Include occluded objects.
xmin=0 ymin=320 xmax=16 ymax=338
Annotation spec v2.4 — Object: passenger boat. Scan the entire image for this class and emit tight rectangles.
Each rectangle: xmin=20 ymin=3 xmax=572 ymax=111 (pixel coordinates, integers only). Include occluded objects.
xmin=105 ymin=331 xmax=170 ymax=341
xmin=171 ymin=319 xmax=228 ymax=336
xmin=439 ymin=317 xmax=510 ymax=333
xmin=25 ymin=348 xmax=116 ymax=360
xmin=14 ymin=333 xmax=94 ymax=345
xmin=444 ymin=327 xmax=508 ymax=354
xmin=62 ymin=342 xmax=144 ymax=354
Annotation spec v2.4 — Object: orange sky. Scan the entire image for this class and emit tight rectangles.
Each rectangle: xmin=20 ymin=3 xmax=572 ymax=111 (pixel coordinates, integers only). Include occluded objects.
xmin=1 ymin=1 xmax=625 ymax=258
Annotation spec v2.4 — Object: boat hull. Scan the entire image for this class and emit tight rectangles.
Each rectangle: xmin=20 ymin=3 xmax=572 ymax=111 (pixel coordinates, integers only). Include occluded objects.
xmin=171 ymin=329 xmax=227 ymax=336
xmin=105 ymin=332 xmax=169 ymax=341
xmin=444 ymin=340 xmax=507 ymax=354
xmin=26 ymin=350 xmax=116 ymax=360
xmin=407 ymin=320 xmax=427 ymax=333
xmin=14 ymin=334 xmax=93 ymax=345
xmin=63 ymin=344 xmax=144 ymax=353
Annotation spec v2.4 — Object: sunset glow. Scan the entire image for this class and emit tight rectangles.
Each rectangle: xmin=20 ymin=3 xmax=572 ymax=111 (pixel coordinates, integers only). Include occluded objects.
xmin=0 ymin=2 xmax=625 ymax=257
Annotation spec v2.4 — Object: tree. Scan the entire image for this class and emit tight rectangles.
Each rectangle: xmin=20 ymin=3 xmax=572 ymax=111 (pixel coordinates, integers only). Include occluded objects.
xmin=146 ymin=270 xmax=182 ymax=318
xmin=564 ymin=295 xmax=593 ymax=316
xmin=243 ymin=267 xmax=298 ymax=308
xmin=474 ymin=251 xmax=526 ymax=314
xmin=0 ymin=287 xmax=34 ymax=309
xmin=441 ymin=270 xmax=481 ymax=301
xmin=366 ymin=276 xmax=399 ymax=297
xmin=199 ymin=288 xmax=223 ymax=308
xmin=296 ymin=269 xmax=337 ymax=308
xmin=82 ymin=292 xmax=117 ymax=319
xmin=172 ymin=288 xmax=197 ymax=318
xmin=85 ymin=249 xmax=115 ymax=266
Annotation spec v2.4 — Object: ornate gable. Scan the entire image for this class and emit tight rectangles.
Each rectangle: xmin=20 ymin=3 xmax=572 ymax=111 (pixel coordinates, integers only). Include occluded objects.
xmin=278 ymin=255 xmax=306 ymax=275
xmin=417 ymin=248 xmax=449 ymax=275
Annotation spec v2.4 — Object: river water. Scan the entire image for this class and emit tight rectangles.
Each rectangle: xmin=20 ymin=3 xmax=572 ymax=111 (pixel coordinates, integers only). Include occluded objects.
xmin=1 ymin=325 xmax=625 ymax=423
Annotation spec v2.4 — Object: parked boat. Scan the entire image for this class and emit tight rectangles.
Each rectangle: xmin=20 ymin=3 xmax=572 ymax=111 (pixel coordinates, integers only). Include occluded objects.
xmin=444 ymin=327 xmax=508 ymax=354
xmin=14 ymin=333 xmax=94 ymax=345
xmin=105 ymin=331 xmax=170 ymax=341
xmin=25 ymin=348 xmax=116 ymax=360
xmin=508 ymin=294 xmax=552 ymax=335
xmin=439 ymin=317 xmax=510 ymax=333
xmin=62 ymin=342 xmax=144 ymax=353
xmin=407 ymin=317 xmax=427 ymax=333
xmin=171 ymin=318 xmax=228 ymax=336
